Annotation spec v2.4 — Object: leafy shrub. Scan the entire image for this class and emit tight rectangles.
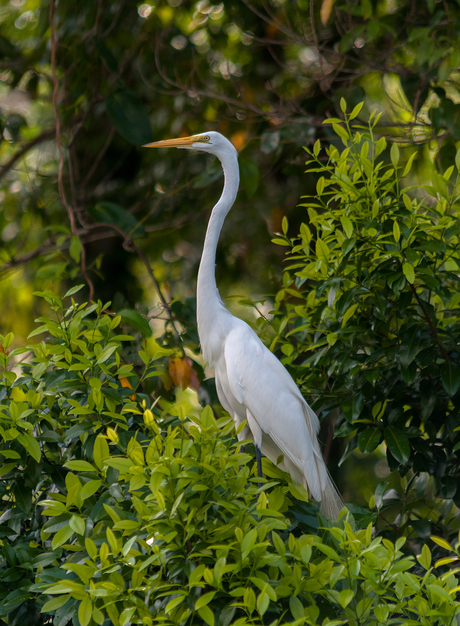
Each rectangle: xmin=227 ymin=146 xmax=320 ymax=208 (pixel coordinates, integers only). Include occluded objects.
xmin=270 ymin=102 xmax=460 ymax=513
xmin=0 ymin=291 xmax=460 ymax=625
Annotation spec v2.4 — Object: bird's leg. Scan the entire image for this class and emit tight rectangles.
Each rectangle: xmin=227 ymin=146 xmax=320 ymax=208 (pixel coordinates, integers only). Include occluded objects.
xmin=256 ymin=445 xmax=263 ymax=489
xmin=245 ymin=409 xmax=264 ymax=489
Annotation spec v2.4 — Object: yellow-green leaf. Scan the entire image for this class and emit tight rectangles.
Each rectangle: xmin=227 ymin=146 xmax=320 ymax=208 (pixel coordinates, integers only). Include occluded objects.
xmin=393 ymin=220 xmax=400 ymax=243
xmin=342 ymin=303 xmax=358 ymax=328
xmin=417 ymin=544 xmax=432 ymax=570
xmin=316 ymin=238 xmax=330 ymax=262
xmin=339 ymin=589 xmax=354 ymax=608
xmin=431 ymin=536 xmax=453 ymax=551
xmin=197 ymin=605 xmax=214 ymax=626
xmin=402 ymin=262 xmax=414 ymax=284
xmin=78 ymin=597 xmax=92 ymax=626
xmin=341 ymin=216 xmax=353 ymax=238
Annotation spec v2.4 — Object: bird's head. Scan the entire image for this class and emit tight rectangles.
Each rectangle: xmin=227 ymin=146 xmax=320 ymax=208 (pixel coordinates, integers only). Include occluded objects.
xmin=143 ymin=131 xmax=238 ymax=161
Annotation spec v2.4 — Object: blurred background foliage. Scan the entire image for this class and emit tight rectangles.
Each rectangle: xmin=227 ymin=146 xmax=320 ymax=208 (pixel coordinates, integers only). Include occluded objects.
xmin=0 ymin=0 xmax=460 ymax=524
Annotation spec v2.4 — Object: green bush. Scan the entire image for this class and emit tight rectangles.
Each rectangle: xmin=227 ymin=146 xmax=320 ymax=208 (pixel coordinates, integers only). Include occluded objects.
xmin=0 ymin=291 xmax=460 ymax=625
xmin=269 ymin=102 xmax=460 ymax=515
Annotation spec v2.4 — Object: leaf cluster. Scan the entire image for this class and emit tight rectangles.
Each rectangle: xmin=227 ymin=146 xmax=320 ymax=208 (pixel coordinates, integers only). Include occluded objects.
xmin=1 ymin=294 xmax=460 ymax=625
xmin=270 ymin=102 xmax=460 ymax=519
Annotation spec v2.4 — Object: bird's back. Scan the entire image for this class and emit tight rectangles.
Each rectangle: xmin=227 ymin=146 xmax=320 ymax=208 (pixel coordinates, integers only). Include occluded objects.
xmin=210 ymin=317 xmax=343 ymax=518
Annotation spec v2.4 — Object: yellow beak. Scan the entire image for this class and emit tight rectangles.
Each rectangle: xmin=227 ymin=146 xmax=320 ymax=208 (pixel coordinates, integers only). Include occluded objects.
xmin=143 ymin=135 xmax=208 ymax=148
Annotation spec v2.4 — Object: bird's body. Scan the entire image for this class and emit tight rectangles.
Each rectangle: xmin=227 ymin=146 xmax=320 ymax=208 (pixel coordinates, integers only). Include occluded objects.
xmin=145 ymin=131 xmax=343 ymax=520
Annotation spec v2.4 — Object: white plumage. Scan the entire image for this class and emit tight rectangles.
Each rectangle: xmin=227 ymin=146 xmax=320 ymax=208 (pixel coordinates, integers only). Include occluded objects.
xmin=145 ymin=131 xmax=343 ymax=520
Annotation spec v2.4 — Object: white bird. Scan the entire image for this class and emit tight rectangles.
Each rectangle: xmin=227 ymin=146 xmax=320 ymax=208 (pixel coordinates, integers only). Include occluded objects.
xmin=144 ymin=131 xmax=343 ymax=520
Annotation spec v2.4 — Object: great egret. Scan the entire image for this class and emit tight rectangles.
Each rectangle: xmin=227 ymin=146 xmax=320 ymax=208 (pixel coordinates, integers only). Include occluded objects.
xmin=144 ymin=131 xmax=343 ymax=520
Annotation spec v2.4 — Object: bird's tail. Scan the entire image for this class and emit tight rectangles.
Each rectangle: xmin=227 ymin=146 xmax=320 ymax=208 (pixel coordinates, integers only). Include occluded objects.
xmin=319 ymin=472 xmax=344 ymax=521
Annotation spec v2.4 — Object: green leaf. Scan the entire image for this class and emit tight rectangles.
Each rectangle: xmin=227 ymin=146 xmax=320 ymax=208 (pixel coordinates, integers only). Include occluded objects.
xmin=69 ymin=236 xmax=82 ymax=263
xmin=349 ymin=101 xmax=364 ymax=120
xmin=339 ymin=589 xmax=354 ymax=608
xmin=384 ymin=428 xmax=410 ymax=464
xmin=399 ymin=327 xmax=420 ymax=367
xmin=78 ymin=596 xmax=92 ymax=626
xmin=96 ymin=344 xmax=119 ymax=364
xmin=64 ymin=460 xmax=96 ymax=472
xmin=393 ymin=220 xmax=400 ymax=243
xmin=289 ymin=595 xmax=304 ymax=620
xmin=441 ymin=362 xmax=460 ymax=396
xmin=316 ymin=238 xmax=330 ymax=262
xmin=52 ymin=525 xmax=74 ymax=550
xmin=105 ymin=90 xmax=152 ymax=145
xmin=13 ymin=482 xmax=32 ymax=513
xmin=340 ymin=216 xmax=353 ymax=238
xmin=16 ymin=432 xmax=41 ymax=462
xmin=374 ymin=605 xmax=389 ymax=622
xmin=341 ymin=302 xmax=358 ymax=328
xmin=80 ymin=480 xmax=102 ymax=500
xmin=119 ymin=309 xmax=152 ymax=337
xmin=402 ymin=262 xmax=415 ymax=284
xmin=85 ymin=538 xmax=98 ymax=560
xmin=256 ymin=589 xmax=270 ymax=616
xmin=197 ymin=605 xmax=214 ymax=626
xmin=41 ymin=595 xmax=71 ymax=613
xmin=105 ymin=457 xmax=133 ymax=472
xmin=358 ymin=428 xmax=381 ymax=454
xmin=64 ymin=284 xmax=85 ymax=298
xmin=93 ymin=435 xmax=110 ymax=469
xmin=431 ymin=536 xmax=453 ymax=551
xmin=343 ymin=394 xmax=364 ymax=422
xmin=333 ymin=123 xmax=349 ymax=141
xmin=402 ymin=152 xmax=418 ymax=177
xmin=390 ymin=143 xmax=400 ymax=167
xmin=195 ymin=591 xmax=216 ymax=611
xmin=69 ymin=515 xmax=86 ymax=536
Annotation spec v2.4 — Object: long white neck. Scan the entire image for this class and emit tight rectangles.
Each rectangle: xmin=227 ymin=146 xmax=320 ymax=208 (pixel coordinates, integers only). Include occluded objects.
xmin=197 ymin=151 xmax=239 ymax=362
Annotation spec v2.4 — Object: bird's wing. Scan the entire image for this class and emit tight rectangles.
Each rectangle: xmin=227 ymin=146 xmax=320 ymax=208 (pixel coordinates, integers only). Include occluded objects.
xmin=223 ymin=322 xmax=326 ymax=500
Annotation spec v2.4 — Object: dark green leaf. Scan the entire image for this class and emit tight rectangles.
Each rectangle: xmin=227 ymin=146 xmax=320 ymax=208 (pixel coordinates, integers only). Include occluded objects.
xmin=384 ymin=428 xmax=410 ymax=464
xmin=441 ymin=362 xmax=460 ymax=396
xmin=119 ymin=309 xmax=152 ymax=337
xmin=342 ymin=394 xmax=364 ymax=422
xmin=358 ymin=428 xmax=382 ymax=454
xmin=399 ymin=327 xmax=420 ymax=367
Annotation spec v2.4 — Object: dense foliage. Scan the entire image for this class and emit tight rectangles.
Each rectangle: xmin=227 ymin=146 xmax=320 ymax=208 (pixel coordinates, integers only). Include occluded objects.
xmin=1 ymin=292 xmax=460 ymax=626
xmin=269 ymin=103 xmax=460 ymax=529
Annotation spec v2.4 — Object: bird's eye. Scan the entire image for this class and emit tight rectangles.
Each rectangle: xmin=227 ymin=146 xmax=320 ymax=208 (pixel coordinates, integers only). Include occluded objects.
xmin=205 ymin=135 xmax=210 ymax=141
